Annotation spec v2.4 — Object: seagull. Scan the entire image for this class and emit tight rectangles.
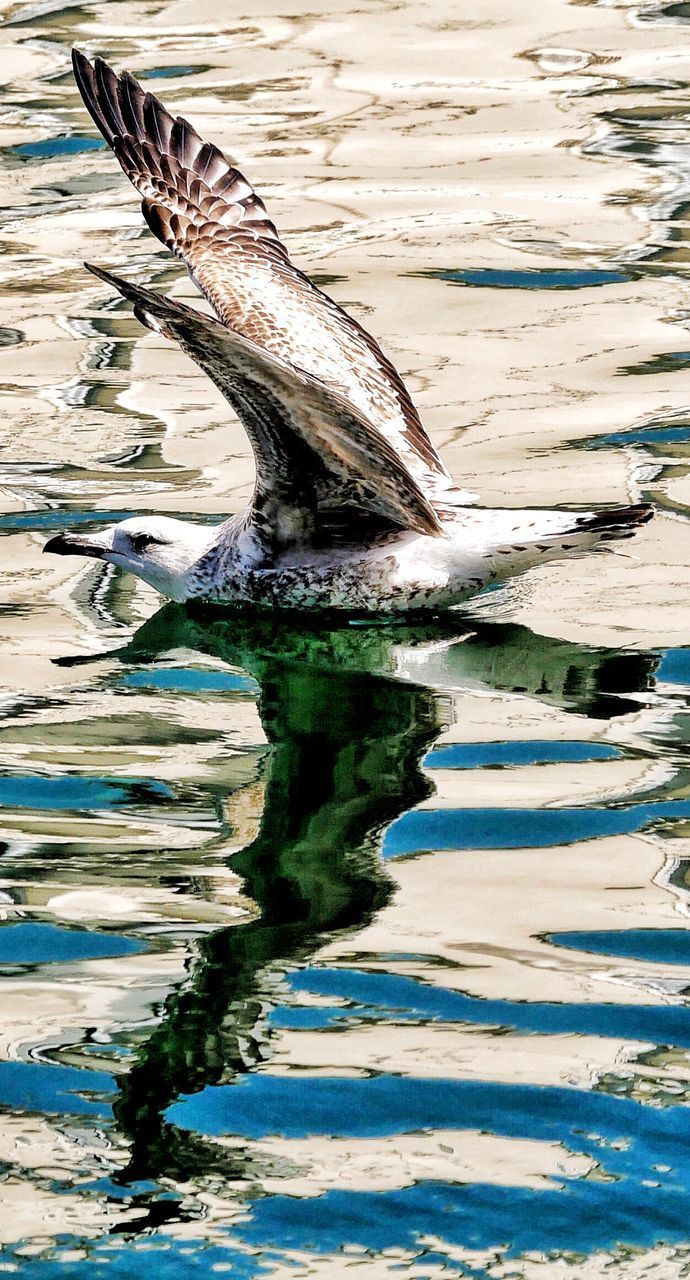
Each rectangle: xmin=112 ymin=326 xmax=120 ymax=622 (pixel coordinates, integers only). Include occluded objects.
xmin=44 ymin=50 xmax=653 ymax=612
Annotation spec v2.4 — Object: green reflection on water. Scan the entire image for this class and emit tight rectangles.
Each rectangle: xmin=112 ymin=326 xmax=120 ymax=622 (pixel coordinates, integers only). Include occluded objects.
xmin=109 ymin=608 xmax=449 ymax=1187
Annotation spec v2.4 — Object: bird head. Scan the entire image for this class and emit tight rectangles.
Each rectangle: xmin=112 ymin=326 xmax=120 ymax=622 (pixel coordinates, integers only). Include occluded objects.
xmin=43 ymin=515 xmax=216 ymax=602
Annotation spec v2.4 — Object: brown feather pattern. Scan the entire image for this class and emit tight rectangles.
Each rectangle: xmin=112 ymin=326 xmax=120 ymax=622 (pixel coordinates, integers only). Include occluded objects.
xmin=85 ymin=263 xmax=443 ymax=543
xmin=71 ymin=49 xmax=450 ymax=501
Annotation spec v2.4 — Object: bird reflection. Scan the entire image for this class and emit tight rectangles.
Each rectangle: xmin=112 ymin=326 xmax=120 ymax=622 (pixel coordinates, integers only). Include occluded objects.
xmin=110 ymin=607 xmax=449 ymax=1196
xmin=96 ymin=605 xmax=657 ymax=1212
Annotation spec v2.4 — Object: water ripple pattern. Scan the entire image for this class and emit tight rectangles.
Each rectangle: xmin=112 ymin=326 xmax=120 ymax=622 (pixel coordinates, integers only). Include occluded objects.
xmin=0 ymin=0 xmax=690 ymax=1276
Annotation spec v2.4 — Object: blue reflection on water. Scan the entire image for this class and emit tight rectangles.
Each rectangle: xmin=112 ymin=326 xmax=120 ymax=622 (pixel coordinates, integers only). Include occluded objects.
xmin=0 ymin=775 xmax=174 ymax=809
xmin=384 ymin=798 xmax=690 ymax=855
xmin=590 ymin=423 xmax=690 ymax=447
xmin=8 ymin=136 xmax=107 ymax=159
xmin=274 ymin=965 xmax=690 ymax=1045
xmin=0 ymin=1059 xmax=113 ymax=1116
xmin=165 ymin=1069 xmax=690 ymax=1260
xmin=167 ymin=1070 xmax=690 ymax=1144
xmin=658 ymin=647 xmax=690 ymax=685
xmin=551 ymin=928 xmax=690 ymax=965
xmin=0 ymin=1241 xmax=264 ymax=1280
xmin=245 ymin=1173 xmax=689 ymax=1260
xmin=139 ymin=64 xmax=205 ymax=79
xmin=121 ymin=667 xmax=258 ymax=694
xmin=238 ymin=1172 xmax=690 ymax=1259
xmin=0 ymin=921 xmax=145 ymax=966
xmin=0 ymin=510 xmax=225 ymax=534
xmin=425 ymin=740 xmax=621 ymax=768
xmin=415 ymin=267 xmax=631 ymax=289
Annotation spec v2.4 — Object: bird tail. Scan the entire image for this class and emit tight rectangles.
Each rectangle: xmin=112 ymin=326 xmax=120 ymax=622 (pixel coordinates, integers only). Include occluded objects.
xmin=569 ymin=503 xmax=653 ymax=542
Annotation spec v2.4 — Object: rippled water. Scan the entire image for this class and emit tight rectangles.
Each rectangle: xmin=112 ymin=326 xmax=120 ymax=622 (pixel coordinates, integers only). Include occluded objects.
xmin=1 ymin=0 xmax=690 ymax=1275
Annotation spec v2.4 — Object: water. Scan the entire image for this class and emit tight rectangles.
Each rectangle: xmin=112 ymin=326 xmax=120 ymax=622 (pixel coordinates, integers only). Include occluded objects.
xmin=1 ymin=0 xmax=690 ymax=1276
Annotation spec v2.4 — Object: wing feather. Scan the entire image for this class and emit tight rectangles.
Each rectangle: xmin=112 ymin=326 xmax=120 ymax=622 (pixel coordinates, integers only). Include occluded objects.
xmin=85 ymin=264 xmax=443 ymax=542
xmin=72 ymin=49 xmax=451 ymax=494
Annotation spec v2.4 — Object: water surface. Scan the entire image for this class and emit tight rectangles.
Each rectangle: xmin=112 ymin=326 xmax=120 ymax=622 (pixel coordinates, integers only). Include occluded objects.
xmin=1 ymin=0 xmax=690 ymax=1277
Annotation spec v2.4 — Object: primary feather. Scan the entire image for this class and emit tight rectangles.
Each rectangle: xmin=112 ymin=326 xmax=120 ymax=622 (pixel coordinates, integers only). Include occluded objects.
xmin=71 ymin=49 xmax=449 ymax=497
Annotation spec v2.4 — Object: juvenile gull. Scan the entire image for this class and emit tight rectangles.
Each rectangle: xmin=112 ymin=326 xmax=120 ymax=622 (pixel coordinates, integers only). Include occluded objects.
xmin=44 ymin=50 xmax=653 ymax=611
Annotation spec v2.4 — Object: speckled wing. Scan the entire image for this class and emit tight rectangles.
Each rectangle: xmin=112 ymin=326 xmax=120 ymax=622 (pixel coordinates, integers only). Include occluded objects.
xmin=85 ymin=265 xmax=442 ymax=542
xmin=71 ymin=49 xmax=451 ymax=497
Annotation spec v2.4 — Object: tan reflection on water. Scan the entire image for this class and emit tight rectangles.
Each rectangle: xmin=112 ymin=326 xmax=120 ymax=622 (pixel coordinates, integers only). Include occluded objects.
xmin=1 ymin=0 xmax=690 ymax=1273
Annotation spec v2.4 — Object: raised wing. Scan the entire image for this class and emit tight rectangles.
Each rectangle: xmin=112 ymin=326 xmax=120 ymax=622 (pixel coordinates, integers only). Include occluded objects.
xmin=86 ymin=264 xmax=443 ymax=543
xmin=72 ymin=49 xmax=451 ymax=496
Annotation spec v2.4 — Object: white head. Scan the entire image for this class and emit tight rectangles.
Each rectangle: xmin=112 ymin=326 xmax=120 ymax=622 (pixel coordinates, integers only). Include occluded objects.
xmin=43 ymin=515 xmax=216 ymax=602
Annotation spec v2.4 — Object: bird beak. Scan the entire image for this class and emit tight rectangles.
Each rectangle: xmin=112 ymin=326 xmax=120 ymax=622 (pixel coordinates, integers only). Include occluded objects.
xmin=43 ymin=531 xmax=112 ymax=560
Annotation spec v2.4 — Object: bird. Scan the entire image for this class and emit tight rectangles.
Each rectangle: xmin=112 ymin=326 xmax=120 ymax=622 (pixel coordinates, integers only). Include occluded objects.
xmin=43 ymin=49 xmax=653 ymax=612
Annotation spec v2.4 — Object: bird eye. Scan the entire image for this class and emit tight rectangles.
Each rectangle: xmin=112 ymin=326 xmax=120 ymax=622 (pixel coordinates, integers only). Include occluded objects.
xmin=129 ymin=532 xmax=164 ymax=553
